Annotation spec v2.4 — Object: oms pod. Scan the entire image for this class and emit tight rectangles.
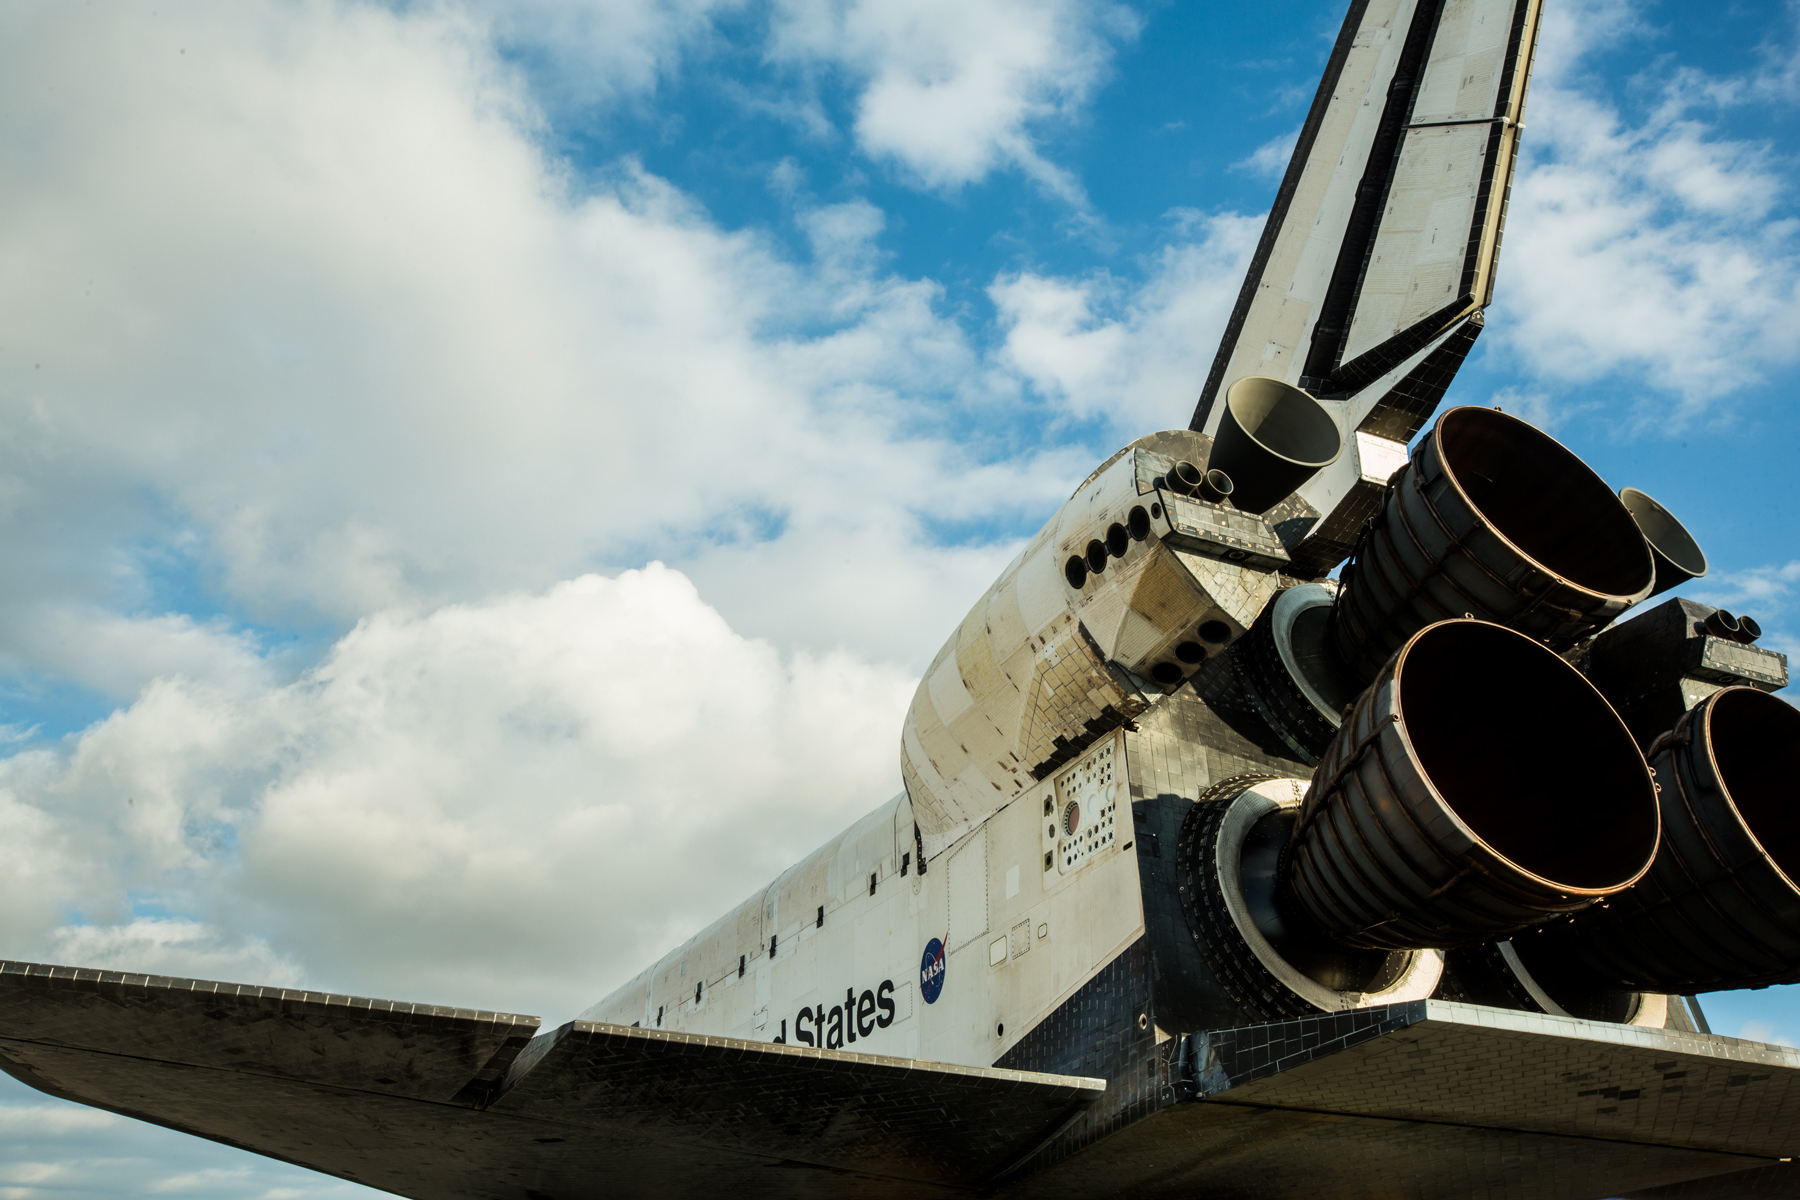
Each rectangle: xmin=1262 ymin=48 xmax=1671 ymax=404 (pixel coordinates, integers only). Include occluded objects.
xmin=1332 ymin=407 xmax=1655 ymax=684
xmin=1518 ymin=686 xmax=1800 ymax=995
xmin=1284 ymin=620 xmax=1661 ymax=950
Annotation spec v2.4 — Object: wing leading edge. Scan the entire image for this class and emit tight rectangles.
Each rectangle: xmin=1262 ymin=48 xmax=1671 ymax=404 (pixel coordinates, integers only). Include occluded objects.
xmin=0 ymin=960 xmax=1103 ymax=1200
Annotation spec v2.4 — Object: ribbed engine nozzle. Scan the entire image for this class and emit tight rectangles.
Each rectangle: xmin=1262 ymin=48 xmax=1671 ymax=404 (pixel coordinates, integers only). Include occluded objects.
xmin=1333 ymin=407 xmax=1655 ymax=684
xmin=1285 ymin=620 xmax=1661 ymax=950
xmin=1520 ymin=686 xmax=1800 ymax=993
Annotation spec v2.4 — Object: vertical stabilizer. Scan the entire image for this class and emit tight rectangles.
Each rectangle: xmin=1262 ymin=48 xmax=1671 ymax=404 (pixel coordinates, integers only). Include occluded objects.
xmin=1191 ymin=0 xmax=1542 ymax=435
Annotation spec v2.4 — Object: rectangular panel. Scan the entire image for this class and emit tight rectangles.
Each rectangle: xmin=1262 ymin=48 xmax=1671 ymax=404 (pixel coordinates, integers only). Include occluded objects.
xmin=1159 ymin=491 xmax=1291 ymax=569
xmin=948 ymin=825 xmax=989 ymax=951
xmin=1411 ymin=0 xmax=1518 ymax=123
xmin=1339 ymin=121 xmax=1491 ymax=363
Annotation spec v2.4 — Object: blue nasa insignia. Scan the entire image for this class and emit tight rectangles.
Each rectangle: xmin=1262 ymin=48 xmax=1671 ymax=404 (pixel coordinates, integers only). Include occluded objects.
xmin=919 ymin=935 xmax=946 ymax=1004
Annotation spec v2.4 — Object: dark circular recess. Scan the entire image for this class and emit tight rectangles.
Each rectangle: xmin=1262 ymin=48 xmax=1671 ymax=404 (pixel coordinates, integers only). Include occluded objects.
xmin=1064 ymin=555 xmax=1087 ymax=588
xmin=1151 ymin=502 xmax=1162 ymax=519
xmin=1710 ymin=687 xmax=1800 ymax=883
xmin=1399 ymin=621 xmax=1658 ymax=890
xmin=1175 ymin=641 xmax=1205 ymax=663
xmin=1085 ymin=539 xmax=1108 ymax=575
xmin=1128 ymin=505 xmax=1150 ymax=541
xmin=1439 ymin=407 xmax=1653 ymax=599
xmin=1738 ymin=615 xmax=1763 ymax=643
xmin=1198 ymin=620 xmax=1232 ymax=644
xmin=1151 ymin=662 xmax=1183 ymax=684
xmin=1106 ymin=522 xmax=1129 ymax=558
xmin=1168 ymin=460 xmax=1204 ymax=495
xmin=1706 ymin=609 xmax=1742 ymax=639
xmin=997 ymin=1022 xmax=1005 ymax=1037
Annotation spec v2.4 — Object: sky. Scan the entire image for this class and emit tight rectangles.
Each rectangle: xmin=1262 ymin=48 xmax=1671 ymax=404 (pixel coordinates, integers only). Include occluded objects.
xmin=0 ymin=0 xmax=1797 ymax=1194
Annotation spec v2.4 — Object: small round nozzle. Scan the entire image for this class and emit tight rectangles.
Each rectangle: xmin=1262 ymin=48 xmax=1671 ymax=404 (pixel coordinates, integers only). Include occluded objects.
xmin=1198 ymin=469 xmax=1234 ymax=504
xmin=1209 ymin=377 xmax=1342 ymax=514
xmin=1737 ymin=614 xmax=1763 ymax=644
xmin=1167 ymin=460 xmax=1204 ymax=496
xmin=1704 ymin=609 xmax=1741 ymax=639
xmin=1619 ymin=487 xmax=1708 ymax=598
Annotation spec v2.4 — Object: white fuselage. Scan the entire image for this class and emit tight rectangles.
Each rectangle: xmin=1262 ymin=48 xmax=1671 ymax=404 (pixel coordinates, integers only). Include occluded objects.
xmin=581 ymin=732 xmax=1146 ymax=1070
xmin=584 ymin=429 xmax=1300 ymax=1068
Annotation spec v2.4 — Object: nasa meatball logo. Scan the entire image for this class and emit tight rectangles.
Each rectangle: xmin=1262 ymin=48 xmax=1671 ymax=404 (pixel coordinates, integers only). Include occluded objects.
xmin=919 ymin=936 xmax=947 ymax=1004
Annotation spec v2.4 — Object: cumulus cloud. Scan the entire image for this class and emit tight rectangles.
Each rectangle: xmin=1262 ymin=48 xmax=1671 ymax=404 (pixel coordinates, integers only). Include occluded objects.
xmin=0 ymin=0 xmax=1093 ymax=679
xmin=1230 ymin=126 xmax=1299 ymax=180
xmin=1493 ymin=0 xmax=1800 ymax=417
xmin=0 ymin=1073 xmax=370 ymax=1198
xmin=0 ymin=566 xmax=914 ymax=1020
xmin=769 ymin=0 xmax=1139 ymax=194
xmin=470 ymin=0 xmax=738 ymax=107
xmin=988 ymin=214 xmax=1263 ymax=430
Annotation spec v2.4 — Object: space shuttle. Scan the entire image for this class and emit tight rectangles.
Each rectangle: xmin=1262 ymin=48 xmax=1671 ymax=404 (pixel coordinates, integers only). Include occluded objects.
xmin=4 ymin=0 xmax=1798 ymax=1197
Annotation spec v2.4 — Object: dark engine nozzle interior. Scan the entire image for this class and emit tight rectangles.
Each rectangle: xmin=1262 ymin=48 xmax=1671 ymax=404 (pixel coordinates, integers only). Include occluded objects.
xmin=1332 ymin=406 xmax=1655 ymax=684
xmin=1284 ymin=620 xmax=1661 ymax=950
xmin=1619 ymin=486 xmax=1708 ymax=598
xmin=1517 ymin=686 xmax=1800 ymax=994
xmin=1206 ymin=377 xmax=1341 ymax=515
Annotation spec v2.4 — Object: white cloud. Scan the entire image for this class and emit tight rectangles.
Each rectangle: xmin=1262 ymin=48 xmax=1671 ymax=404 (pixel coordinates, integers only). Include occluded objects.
xmin=0 ymin=0 xmax=1090 ymax=676
xmin=769 ymin=0 xmax=1139 ymax=194
xmin=1736 ymin=1019 xmax=1797 ymax=1048
xmin=470 ymin=0 xmax=738 ymax=107
xmin=0 ymin=566 xmax=915 ymax=1022
xmin=1231 ymin=126 xmax=1299 ymax=180
xmin=1493 ymin=0 xmax=1800 ymax=417
xmin=988 ymin=214 xmax=1263 ymax=430
xmin=46 ymin=918 xmax=305 ymax=988
xmin=0 ymin=1074 xmax=375 ymax=1199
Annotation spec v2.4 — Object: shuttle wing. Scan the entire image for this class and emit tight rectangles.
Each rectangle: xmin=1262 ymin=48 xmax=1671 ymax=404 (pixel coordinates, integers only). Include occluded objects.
xmin=1010 ymin=1001 xmax=1800 ymax=1199
xmin=0 ymin=960 xmax=1103 ymax=1199
xmin=1192 ymin=0 xmax=1541 ymax=438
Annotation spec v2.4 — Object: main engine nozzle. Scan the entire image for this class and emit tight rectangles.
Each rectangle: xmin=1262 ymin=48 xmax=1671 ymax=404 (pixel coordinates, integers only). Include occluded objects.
xmin=1285 ymin=620 xmax=1661 ymax=950
xmin=1333 ymin=407 xmax=1655 ymax=684
xmin=1519 ymin=686 xmax=1800 ymax=993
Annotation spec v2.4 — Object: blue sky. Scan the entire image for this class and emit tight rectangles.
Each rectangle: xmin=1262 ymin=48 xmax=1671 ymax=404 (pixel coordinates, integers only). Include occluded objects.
xmin=0 ymin=0 xmax=1797 ymax=1193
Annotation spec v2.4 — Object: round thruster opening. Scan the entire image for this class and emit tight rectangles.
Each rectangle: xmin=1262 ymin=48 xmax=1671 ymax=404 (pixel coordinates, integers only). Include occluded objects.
xmin=1151 ymin=662 xmax=1183 ymax=685
xmin=1168 ymin=460 xmax=1204 ymax=495
xmin=1198 ymin=620 xmax=1232 ymax=644
xmin=1085 ymin=539 xmax=1108 ymax=575
xmin=1065 ymin=555 xmax=1087 ymax=588
xmin=1128 ymin=505 xmax=1151 ymax=541
xmin=1106 ymin=522 xmax=1129 ymax=558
